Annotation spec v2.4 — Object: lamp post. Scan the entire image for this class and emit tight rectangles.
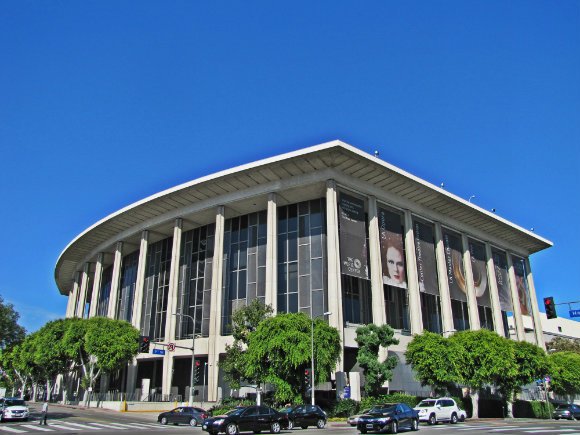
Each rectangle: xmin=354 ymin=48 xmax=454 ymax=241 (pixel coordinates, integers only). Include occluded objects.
xmin=311 ymin=311 xmax=332 ymax=405
xmin=172 ymin=313 xmax=201 ymax=405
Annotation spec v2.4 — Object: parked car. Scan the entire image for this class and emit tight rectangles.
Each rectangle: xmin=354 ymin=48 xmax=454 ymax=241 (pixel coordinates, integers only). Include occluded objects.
xmin=553 ymin=403 xmax=580 ymax=420
xmin=0 ymin=398 xmax=30 ymax=422
xmin=282 ymin=404 xmax=326 ymax=429
xmin=202 ymin=405 xmax=289 ymax=434
xmin=414 ymin=397 xmax=464 ymax=425
xmin=357 ymin=403 xmax=419 ymax=434
xmin=347 ymin=409 xmax=370 ymax=426
xmin=157 ymin=406 xmax=208 ymax=426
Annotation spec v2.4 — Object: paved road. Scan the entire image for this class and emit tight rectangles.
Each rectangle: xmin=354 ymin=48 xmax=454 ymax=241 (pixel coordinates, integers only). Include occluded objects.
xmin=2 ymin=404 xmax=580 ymax=435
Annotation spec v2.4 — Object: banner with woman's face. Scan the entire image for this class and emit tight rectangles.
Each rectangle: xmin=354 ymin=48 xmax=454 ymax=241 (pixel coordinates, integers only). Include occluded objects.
xmin=512 ymin=256 xmax=531 ymax=316
xmin=492 ymin=249 xmax=513 ymax=312
xmin=378 ymin=207 xmax=407 ymax=289
xmin=442 ymin=229 xmax=467 ymax=302
xmin=413 ymin=219 xmax=439 ymax=295
xmin=468 ymin=239 xmax=490 ymax=307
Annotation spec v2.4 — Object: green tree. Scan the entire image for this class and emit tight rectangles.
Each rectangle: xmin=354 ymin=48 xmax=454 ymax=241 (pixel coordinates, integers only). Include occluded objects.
xmin=448 ymin=330 xmax=517 ymax=418
xmin=244 ymin=312 xmax=341 ymax=403
xmin=548 ymin=351 xmax=580 ymax=397
xmin=405 ymin=331 xmax=459 ymax=394
xmin=220 ymin=300 xmax=274 ymax=389
xmin=355 ymin=324 xmax=399 ymax=396
xmin=0 ymin=295 xmax=26 ymax=349
xmin=546 ymin=337 xmax=580 ymax=355
xmin=62 ymin=317 xmax=139 ymax=405
xmin=497 ymin=340 xmax=549 ymax=417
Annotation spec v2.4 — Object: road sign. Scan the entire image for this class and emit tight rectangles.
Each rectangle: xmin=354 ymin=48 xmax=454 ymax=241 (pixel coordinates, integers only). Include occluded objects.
xmin=570 ymin=309 xmax=580 ymax=318
xmin=167 ymin=343 xmax=176 ymax=352
xmin=152 ymin=349 xmax=165 ymax=355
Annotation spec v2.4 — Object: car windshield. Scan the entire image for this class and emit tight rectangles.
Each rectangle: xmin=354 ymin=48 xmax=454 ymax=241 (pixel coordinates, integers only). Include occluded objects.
xmin=226 ymin=408 xmax=246 ymax=416
xmin=370 ymin=404 xmax=396 ymax=414
xmin=556 ymin=405 xmax=570 ymax=410
xmin=4 ymin=399 xmax=26 ymax=407
xmin=417 ymin=400 xmax=436 ymax=408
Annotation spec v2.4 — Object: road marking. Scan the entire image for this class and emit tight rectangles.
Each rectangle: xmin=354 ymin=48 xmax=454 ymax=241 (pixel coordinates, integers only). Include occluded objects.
xmin=19 ymin=425 xmax=53 ymax=432
xmin=488 ymin=428 xmax=545 ymax=432
xmin=56 ymin=422 xmax=102 ymax=430
xmin=0 ymin=427 xmax=27 ymax=433
xmin=123 ymin=423 xmax=168 ymax=429
xmin=47 ymin=424 xmax=78 ymax=431
xmin=88 ymin=423 xmax=128 ymax=430
xmin=525 ymin=430 xmax=577 ymax=434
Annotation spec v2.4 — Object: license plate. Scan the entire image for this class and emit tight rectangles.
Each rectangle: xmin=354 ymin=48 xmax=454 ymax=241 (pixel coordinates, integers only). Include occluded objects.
xmin=366 ymin=424 xmax=373 ymax=428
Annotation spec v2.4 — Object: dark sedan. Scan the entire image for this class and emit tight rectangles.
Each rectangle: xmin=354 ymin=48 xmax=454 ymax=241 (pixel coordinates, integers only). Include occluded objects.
xmin=158 ymin=406 xmax=208 ymax=426
xmin=553 ymin=403 xmax=580 ymax=420
xmin=202 ymin=405 xmax=289 ymax=435
xmin=281 ymin=404 xmax=327 ymax=429
xmin=357 ymin=403 xmax=419 ymax=434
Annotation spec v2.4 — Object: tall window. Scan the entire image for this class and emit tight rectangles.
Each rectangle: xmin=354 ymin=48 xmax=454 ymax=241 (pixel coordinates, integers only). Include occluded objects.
xmin=116 ymin=251 xmax=139 ymax=322
xmin=221 ymin=211 xmax=267 ymax=334
xmin=442 ymin=229 xmax=470 ymax=331
xmin=277 ymin=199 xmax=328 ymax=318
xmin=142 ymin=237 xmax=173 ymax=341
xmin=413 ymin=219 xmax=442 ymax=333
xmin=97 ymin=265 xmax=113 ymax=317
xmin=176 ymin=224 xmax=215 ymax=338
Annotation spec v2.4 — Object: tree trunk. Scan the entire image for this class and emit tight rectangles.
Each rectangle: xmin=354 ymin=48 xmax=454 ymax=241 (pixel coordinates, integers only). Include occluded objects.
xmin=470 ymin=389 xmax=479 ymax=419
xmin=32 ymin=383 xmax=38 ymax=402
xmin=505 ymin=399 xmax=513 ymax=418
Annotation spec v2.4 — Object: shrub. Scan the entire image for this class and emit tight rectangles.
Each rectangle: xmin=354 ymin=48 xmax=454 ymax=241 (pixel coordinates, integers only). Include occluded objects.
xmin=331 ymin=398 xmax=359 ymax=417
xmin=360 ymin=393 xmax=420 ymax=410
xmin=513 ymin=400 xmax=554 ymax=419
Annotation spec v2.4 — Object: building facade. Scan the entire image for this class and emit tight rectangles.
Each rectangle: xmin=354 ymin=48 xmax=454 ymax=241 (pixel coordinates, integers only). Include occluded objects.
xmin=55 ymin=141 xmax=552 ymax=402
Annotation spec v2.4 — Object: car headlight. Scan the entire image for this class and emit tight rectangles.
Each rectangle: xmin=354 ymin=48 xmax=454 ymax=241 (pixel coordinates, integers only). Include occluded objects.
xmin=377 ymin=417 xmax=391 ymax=424
xmin=213 ymin=419 xmax=225 ymax=425
xmin=418 ymin=409 xmax=426 ymax=415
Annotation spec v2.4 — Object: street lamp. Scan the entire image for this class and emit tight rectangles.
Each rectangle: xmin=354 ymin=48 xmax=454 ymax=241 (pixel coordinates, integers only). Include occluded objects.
xmin=311 ymin=311 xmax=332 ymax=405
xmin=172 ymin=313 xmax=201 ymax=405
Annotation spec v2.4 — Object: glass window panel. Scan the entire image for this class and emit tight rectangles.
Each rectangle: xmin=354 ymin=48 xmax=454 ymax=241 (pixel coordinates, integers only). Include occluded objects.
xmin=289 ymin=292 xmax=298 ymax=312
xmin=299 ymin=245 xmax=311 ymax=275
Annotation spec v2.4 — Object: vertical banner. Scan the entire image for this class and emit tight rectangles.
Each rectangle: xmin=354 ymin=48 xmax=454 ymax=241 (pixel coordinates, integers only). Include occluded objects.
xmin=338 ymin=192 xmax=369 ymax=280
xmin=442 ymin=230 xmax=467 ymax=302
xmin=468 ymin=240 xmax=490 ymax=307
xmin=378 ymin=208 xmax=407 ymax=289
xmin=512 ymin=256 xmax=531 ymax=316
xmin=413 ymin=220 xmax=439 ymax=295
xmin=492 ymin=249 xmax=513 ymax=312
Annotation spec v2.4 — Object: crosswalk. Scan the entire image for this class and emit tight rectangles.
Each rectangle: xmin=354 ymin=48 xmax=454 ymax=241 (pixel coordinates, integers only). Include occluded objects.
xmin=426 ymin=423 xmax=580 ymax=434
xmin=0 ymin=421 xmax=173 ymax=433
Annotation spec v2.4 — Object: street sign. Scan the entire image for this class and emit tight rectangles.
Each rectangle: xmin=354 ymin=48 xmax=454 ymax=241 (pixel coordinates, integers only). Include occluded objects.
xmin=152 ymin=349 xmax=166 ymax=355
xmin=167 ymin=343 xmax=176 ymax=352
xmin=570 ymin=309 xmax=580 ymax=318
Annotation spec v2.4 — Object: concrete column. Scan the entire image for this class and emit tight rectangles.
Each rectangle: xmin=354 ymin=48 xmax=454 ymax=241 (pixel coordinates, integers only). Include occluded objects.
xmin=525 ymin=258 xmax=546 ymax=349
xmin=67 ymin=272 xmax=81 ymax=318
xmin=506 ymin=253 xmax=525 ymax=341
xmin=76 ymin=263 xmax=90 ymax=318
xmin=368 ymin=197 xmax=386 ymax=327
xmin=107 ymin=242 xmax=124 ymax=319
xmin=208 ymin=206 xmax=226 ymax=402
xmin=88 ymin=253 xmax=104 ymax=318
xmin=434 ymin=223 xmax=454 ymax=335
xmin=65 ymin=281 xmax=76 ymax=319
xmin=485 ymin=244 xmax=505 ymax=337
xmin=162 ymin=219 xmax=183 ymax=396
xmin=325 ymin=180 xmax=344 ymax=371
xmin=131 ymin=231 xmax=149 ymax=330
xmin=404 ymin=211 xmax=423 ymax=334
xmin=462 ymin=235 xmax=480 ymax=330
xmin=265 ymin=193 xmax=278 ymax=311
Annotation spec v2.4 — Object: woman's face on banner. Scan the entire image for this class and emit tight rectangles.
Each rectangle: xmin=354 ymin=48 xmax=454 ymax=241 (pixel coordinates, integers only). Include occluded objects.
xmin=386 ymin=246 xmax=405 ymax=283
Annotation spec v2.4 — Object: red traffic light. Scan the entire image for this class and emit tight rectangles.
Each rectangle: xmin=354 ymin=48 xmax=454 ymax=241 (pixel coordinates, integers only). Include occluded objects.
xmin=305 ymin=369 xmax=309 ymax=375
xmin=195 ymin=360 xmax=201 ymax=367
xmin=143 ymin=336 xmax=149 ymax=342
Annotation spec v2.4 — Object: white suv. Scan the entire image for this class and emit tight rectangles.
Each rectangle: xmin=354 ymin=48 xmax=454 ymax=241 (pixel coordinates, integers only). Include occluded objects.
xmin=0 ymin=397 xmax=30 ymax=422
xmin=414 ymin=398 xmax=466 ymax=425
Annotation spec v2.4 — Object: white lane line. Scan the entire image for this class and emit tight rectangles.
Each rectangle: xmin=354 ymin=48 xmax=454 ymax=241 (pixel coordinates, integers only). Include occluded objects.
xmin=123 ymin=423 xmax=168 ymax=429
xmin=88 ymin=423 xmax=128 ymax=430
xmin=458 ymin=426 xmax=519 ymax=431
xmin=0 ymin=427 xmax=28 ymax=433
xmin=525 ymin=430 xmax=577 ymax=434
xmin=488 ymin=428 xmax=542 ymax=432
xmin=46 ymin=424 xmax=77 ymax=431
xmin=56 ymin=422 xmax=102 ymax=430
xmin=19 ymin=425 xmax=53 ymax=432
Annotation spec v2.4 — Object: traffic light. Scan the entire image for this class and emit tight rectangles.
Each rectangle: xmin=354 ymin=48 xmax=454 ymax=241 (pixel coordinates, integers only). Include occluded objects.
xmin=304 ymin=369 xmax=311 ymax=390
xmin=544 ymin=297 xmax=557 ymax=319
xmin=139 ymin=335 xmax=150 ymax=353
xmin=194 ymin=360 xmax=201 ymax=383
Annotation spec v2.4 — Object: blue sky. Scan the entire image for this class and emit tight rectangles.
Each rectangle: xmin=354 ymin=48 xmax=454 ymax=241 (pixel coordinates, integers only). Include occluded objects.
xmin=1 ymin=1 xmax=578 ymax=333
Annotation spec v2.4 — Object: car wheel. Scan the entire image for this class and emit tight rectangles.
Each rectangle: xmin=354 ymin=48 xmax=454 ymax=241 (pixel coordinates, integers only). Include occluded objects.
xmin=451 ymin=413 xmax=458 ymax=424
xmin=360 ymin=429 xmax=367 ymax=434
xmin=390 ymin=420 xmax=398 ymax=434
xmin=287 ymin=419 xmax=294 ymax=430
xmin=428 ymin=414 xmax=436 ymax=425
xmin=459 ymin=414 xmax=465 ymax=422
xmin=226 ymin=423 xmax=239 ymax=435
xmin=160 ymin=417 xmax=168 ymax=425
xmin=411 ymin=418 xmax=419 ymax=431
xmin=270 ymin=422 xmax=281 ymax=434
xmin=316 ymin=418 xmax=326 ymax=429
xmin=189 ymin=418 xmax=198 ymax=427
